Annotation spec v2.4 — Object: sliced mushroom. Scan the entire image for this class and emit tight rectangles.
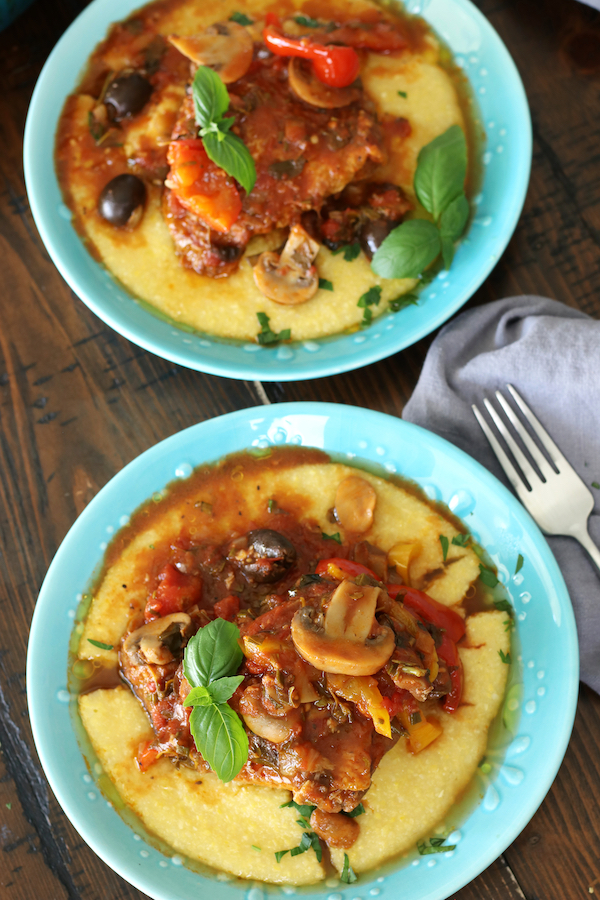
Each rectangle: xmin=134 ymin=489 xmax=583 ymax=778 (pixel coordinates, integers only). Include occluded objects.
xmin=168 ymin=22 xmax=253 ymax=83
xmin=288 ymin=57 xmax=361 ymax=109
xmin=310 ymin=808 xmax=360 ymax=848
xmin=239 ymin=683 xmax=299 ymax=743
xmin=291 ymin=579 xmax=395 ymax=676
xmin=253 ymin=223 xmax=320 ymax=305
xmin=122 ymin=613 xmax=192 ymax=666
xmin=334 ymin=476 xmax=377 ymax=534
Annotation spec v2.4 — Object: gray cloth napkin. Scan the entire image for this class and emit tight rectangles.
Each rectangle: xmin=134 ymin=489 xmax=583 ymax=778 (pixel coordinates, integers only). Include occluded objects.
xmin=402 ymin=295 xmax=600 ymax=692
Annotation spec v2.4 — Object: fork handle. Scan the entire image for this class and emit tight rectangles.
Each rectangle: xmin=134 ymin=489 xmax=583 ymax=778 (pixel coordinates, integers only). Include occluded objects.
xmin=570 ymin=524 xmax=600 ymax=574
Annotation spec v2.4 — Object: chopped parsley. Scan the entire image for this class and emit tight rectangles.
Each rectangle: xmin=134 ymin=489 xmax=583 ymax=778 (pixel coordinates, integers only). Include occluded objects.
xmin=256 ymin=312 xmax=291 ymax=345
xmin=275 ymin=831 xmax=322 ymax=863
xmin=295 ymin=13 xmax=320 ymax=27
xmin=358 ymin=285 xmax=382 ymax=325
xmin=452 ymin=533 xmax=470 ymax=547
xmin=267 ymin=498 xmax=278 ymax=513
xmin=593 ymin=482 xmax=600 ymax=489
xmin=319 ymin=278 xmax=334 ymax=291
xmin=478 ymin=563 xmax=498 ymax=588
xmin=397 ymin=90 xmax=408 ymax=98
xmin=417 ymin=837 xmax=457 ymax=855
xmin=498 ymin=649 xmax=511 ymax=664
xmin=439 ymin=534 xmax=449 ymax=562
xmin=389 ymin=293 xmax=418 ymax=312
xmin=229 ymin=10 xmax=253 ymax=24
xmin=332 ymin=242 xmax=361 ymax=261
xmin=494 ymin=598 xmax=513 ymax=614
xmin=341 ymin=853 xmax=358 ymax=883
xmin=87 ymin=639 xmax=114 ymax=651
xmin=515 ymin=553 xmax=524 ymax=574
xmin=343 ymin=803 xmax=365 ymax=818
xmin=322 ymin=531 xmax=342 ymax=544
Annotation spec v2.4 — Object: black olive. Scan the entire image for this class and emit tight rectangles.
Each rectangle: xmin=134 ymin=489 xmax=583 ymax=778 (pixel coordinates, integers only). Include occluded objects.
xmin=359 ymin=218 xmax=399 ymax=260
xmin=104 ymin=72 xmax=153 ymax=122
xmin=98 ymin=174 xmax=146 ymax=227
xmin=241 ymin=529 xmax=297 ymax=583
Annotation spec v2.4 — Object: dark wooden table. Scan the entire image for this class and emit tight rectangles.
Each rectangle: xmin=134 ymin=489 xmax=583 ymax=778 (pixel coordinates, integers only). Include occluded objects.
xmin=1 ymin=0 xmax=599 ymax=897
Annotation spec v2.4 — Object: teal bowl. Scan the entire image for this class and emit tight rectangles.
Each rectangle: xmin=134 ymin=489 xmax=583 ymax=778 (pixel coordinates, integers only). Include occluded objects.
xmin=24 ymin=0 xmax=531 ymax=380
xmin=27 ymin=404 xmax=578 ymax=900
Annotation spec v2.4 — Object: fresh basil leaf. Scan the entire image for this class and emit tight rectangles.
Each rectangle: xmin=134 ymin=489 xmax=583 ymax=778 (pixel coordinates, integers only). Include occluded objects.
xmin=371 ymin=219 xmax=441 ymax=280
xmin=414 ymin=124 xmax=467 ymax=221
xmin=189 ymin=702 xmax=249 ymax=782
xmin=87 ymin=638 xmax=113 ymax=651
xmin=184 ymin=685 xmax=213 ymax=707
xmin=441 ymin=235 xmax=454 ymax=270
xmin=203 ymin=130 xmax=256 ymax=195
xmin=478 ymin=564 xmax=499 ymax=588
xmin=183 ymin=618 xmax=243 ymax=687
xmin=439 ymin=191 xmax=470 ymax=240
xmin=515 ymin=553 xmax=524 ymax=574
xmin=439 ymin=534 xmax=449 ymax=562
xmin=290 ymin=833 xmax=313 ymax=857
xmin=192 ymin=66 xmax=229 ymax=129
xmin=332 ymin=242 xmax=361 ymax=261
xmin=208 ymin=674 xmax=244 ymax=704
xmin=319 ymin=278 xmax=334 ymax=291
xmin=229 ymin=11 xmax=253 ymax=25
xmin=341 ymin=853 xmax=358 ymax=883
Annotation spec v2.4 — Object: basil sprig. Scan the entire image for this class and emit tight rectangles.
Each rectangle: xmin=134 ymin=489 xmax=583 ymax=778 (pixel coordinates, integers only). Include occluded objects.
xmin=372 ymin=125 xmax=469 ymax=279
xmin=183 ymin=618 xmax=248 ymax=783
xmin=192 ymin=67 xmax=256 ymax=195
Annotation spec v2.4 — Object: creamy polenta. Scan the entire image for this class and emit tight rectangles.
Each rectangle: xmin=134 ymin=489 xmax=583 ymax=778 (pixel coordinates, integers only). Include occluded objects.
xmin=56 ymin=0 xmax=468 ymax=342
xmin=73 ymin=447 xmax=510 ymax=885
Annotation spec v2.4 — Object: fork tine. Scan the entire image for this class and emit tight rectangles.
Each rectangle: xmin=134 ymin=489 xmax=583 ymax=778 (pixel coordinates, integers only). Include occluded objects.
xmin=472 ymin=403 xmax=532 ymax=504
xmin=506 ymin=384 xmax=572 ymax=473
xmin=494 ymin=390 xmax=556 ymax=481
xmin=482 ymin=397 xmax=543 ymax=490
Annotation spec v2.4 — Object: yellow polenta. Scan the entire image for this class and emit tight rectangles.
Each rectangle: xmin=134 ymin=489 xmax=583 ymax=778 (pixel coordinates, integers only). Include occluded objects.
xmin=58 ymin=0 xmax=465 ymax=342
xmin=76 ymin=455 xmax=509 ymax=884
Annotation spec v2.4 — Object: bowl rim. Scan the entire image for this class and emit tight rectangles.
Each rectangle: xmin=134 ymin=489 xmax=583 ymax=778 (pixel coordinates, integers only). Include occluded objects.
xmin=23 ymin=0 xmax=532 ymax=381
xmin=27 ymin=402 xmax=578 ymax=900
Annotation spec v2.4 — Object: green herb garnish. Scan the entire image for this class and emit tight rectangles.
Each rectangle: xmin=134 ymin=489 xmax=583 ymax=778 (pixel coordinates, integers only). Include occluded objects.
xmin=498 ymin=649 xmax=511 ymax=664
xmin=295 ymin=13 xmax=321 ymax=27
xmin=389 ymin=293 xmax=418 ymax=312
xmin=515 ymin=553 xmax=524 ymax=574
xmin=358 ymin=285 xmax=381 ymax=325
xmin=298 ymin=573 xmax=323 ymax=587
xmin=256 ymin=312 xmax=291 ymax=345
xmin=229 ymin=10 xmax=253 ymax=24
xmin=371 ymin=125 xmax=469 ymax=280
xmin=397 ymin=90 xmax=408 ymax=98
xmin=439 ymin=535 xmax=449 ymax=562
xmin=192 ymin=66 xmax=256 ymax=195
xmin=479 ymin=563 xmax=499 ymax=588
xmin=332 ymin=242 xmax=361 ymax=261
xmin=276 ymin=831 xmax=322 ymax=863
xmin=494 ymin=598 xmax=513 ymax=613
xmin=417 ymin=837 xmax=457 ymax=855
xmin=268 ymin=499 xmax=277 ymax=513
xmin=593 ymin=482 xmax=600 ymax=489
xmin=183 ymin=619 xmax=247 ymax=782
xmin=319 ymin=278 xmax=334 ymax=291
xmin=87 ymin=639 xmax=114 ymax=651
xmin=341 ymin=853 xmax=358 ymax=883
xmin=322 ymin=532 xmax=342 ymax=544
xmin=452 ymin=533 xmax=469 ymax=547
xmin=280 ymin=799 xmax=316 ymax=817
xmin=343 ymin=803 xmax=365 ymax=818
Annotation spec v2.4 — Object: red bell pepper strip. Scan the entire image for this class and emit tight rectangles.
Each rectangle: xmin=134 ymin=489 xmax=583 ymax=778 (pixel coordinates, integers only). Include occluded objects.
xmin=263 ymin=26 xmax=360 ymax=88
xmin=386 ymin=584 xmax=465 ymax=643
xmin=315 ymin=557 xmax=379 ymax=580
xmin=436 ymin=632 xmax=463 ymax=713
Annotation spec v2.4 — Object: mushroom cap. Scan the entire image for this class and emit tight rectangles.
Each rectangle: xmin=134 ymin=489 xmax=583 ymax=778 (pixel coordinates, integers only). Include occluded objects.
xmin=168 ymin=22 xmax=253 ymax=83
xmin=122 ymin=612 xmax=192 ymax=666
xmin=288 ymin=57 xmax=362 ymax=109
xmin=334 ymin=475 xmax=377 ymax=534
xmin=253 ymin=223 xmax=320 ymax=305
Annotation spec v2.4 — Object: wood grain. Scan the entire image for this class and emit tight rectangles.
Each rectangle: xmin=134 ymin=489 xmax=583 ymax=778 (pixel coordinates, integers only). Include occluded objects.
xmin=0 ymin=0 xmax=598 ymax=897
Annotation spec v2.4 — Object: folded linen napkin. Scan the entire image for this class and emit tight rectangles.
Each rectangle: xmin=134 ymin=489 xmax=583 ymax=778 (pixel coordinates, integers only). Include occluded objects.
xmin=402 ymin=295 xmax=600 ymax=692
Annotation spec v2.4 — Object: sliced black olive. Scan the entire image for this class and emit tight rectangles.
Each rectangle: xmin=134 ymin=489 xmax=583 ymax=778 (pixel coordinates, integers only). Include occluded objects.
xmin=359 ymin=218 xmax=399 ymax=260
xmin=241 ymin=529 xmax=297 ymax=583
xmin=98 ymin=174 xmax=146 ymax=227
xmin=104 ymin=72 xmax=153 ymax=122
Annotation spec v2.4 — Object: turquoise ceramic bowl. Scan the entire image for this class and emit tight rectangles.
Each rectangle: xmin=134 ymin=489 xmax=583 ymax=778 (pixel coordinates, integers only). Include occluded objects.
xmin=24 ymin=0 xmax=531 ymax=381
xmin=28 ymin=404 xmax=577 ymax=900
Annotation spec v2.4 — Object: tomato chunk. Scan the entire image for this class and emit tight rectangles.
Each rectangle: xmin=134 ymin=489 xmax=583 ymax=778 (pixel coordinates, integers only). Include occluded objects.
xmin=213 ymin=594 xmax=240 ymax=621
xmin=145 ymin=563 xmax=203 ymax=620
xmin=166 ymin=139 xmax=242 ymax=232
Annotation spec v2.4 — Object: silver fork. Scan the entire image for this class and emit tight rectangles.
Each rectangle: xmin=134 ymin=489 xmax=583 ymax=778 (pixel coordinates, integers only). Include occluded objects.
xmin=472 ymin=384 xmax=600 ymax=572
